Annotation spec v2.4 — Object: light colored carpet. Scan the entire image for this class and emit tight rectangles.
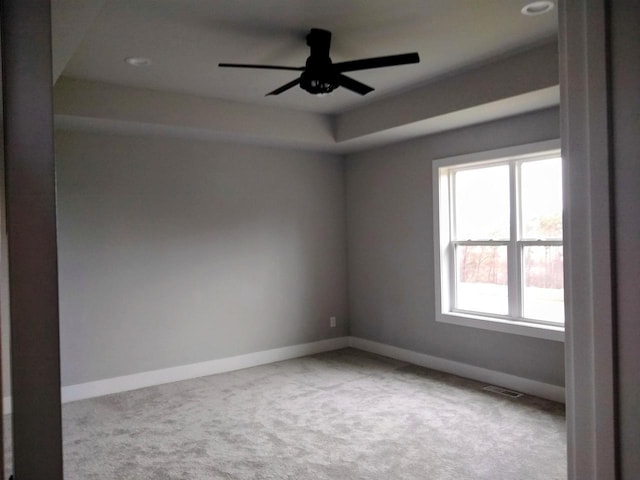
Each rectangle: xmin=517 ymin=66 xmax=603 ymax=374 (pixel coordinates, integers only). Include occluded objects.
xmin=4 ymin=348 xmax=566 ymax=479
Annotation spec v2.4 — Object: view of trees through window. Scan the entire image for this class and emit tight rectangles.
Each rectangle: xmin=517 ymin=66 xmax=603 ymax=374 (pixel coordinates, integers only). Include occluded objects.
xmin=458 ymin=245 xmax=508 ymax=286
xmin=457 ymin=222 xmax=563 ymax=289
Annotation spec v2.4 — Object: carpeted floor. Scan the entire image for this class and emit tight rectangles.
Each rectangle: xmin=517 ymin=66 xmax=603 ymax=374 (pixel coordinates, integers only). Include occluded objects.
xmin=4 ymin=348 xmax=566 ymax=479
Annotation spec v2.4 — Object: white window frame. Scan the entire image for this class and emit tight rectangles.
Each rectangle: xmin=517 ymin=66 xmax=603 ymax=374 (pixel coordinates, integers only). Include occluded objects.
xmin=433 ymin=140 xmax=564 ymax=342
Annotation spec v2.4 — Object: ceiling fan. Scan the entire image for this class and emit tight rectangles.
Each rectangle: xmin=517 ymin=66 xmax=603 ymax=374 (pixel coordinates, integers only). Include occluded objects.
xmin=219 ymin=28 xmax=420 ymax=96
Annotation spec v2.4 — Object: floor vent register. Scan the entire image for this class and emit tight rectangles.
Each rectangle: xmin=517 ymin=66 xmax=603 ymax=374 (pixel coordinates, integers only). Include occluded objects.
xmin=482 ymin=385 xmax=524 ymax=398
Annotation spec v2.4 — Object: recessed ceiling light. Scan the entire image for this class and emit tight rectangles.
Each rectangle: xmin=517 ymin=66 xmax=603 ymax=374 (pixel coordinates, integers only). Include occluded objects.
xmin=521 ymin=1 xmax=555 ymax=16
xmin=124 ymin=57 xmax=152 ymax=67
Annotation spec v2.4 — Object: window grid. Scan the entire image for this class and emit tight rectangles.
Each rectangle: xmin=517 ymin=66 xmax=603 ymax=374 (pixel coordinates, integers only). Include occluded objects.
xmin=509 ymin=162 xmax=520 ymax=320
xmin=446 ymin=157 xmax=563 ymax=327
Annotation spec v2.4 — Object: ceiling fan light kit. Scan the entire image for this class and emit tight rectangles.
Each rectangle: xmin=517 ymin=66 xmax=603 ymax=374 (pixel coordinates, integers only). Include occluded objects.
xmin=219 ymin=28 xmax=420 ymax=97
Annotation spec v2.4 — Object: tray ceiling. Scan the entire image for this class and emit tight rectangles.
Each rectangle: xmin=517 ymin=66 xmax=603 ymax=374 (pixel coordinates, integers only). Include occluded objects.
xmin=57 ymin=0 xmax=558 ymax=114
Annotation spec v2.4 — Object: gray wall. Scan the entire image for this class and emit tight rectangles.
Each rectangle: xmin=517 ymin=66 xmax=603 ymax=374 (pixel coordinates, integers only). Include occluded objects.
xmin=55 ymin=130 xmax=348 ymax=387
xmin=345 ymin=107 xmax=565 ymax=386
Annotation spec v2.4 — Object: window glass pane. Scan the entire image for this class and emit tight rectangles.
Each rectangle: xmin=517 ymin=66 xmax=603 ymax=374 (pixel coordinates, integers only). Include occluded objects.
xmin=522 ymin=245 xmax=564 ymax=323
xmin=454 ymin=165 xmax=510 ymax=240
xmin=455 ymin=245 xmax=508 ymax=315
xmin=521 ymin=158 xmax=563 ymax=239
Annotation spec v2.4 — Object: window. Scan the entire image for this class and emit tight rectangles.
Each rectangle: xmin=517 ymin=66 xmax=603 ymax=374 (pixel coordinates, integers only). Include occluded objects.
xmin=433 ymin=140 xmax=564 ymax=341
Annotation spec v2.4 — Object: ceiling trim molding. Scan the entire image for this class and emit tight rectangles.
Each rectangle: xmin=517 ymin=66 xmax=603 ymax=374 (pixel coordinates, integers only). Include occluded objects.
xmin=336 ymin=42 xmax=559 ymax=142
xmin=54 ymin=42 xmax=560 ymax=155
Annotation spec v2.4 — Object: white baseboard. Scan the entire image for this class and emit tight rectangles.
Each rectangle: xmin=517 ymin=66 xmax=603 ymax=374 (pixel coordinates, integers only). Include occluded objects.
xmin=3 ymin=336 xmax=349 ymax=414
xmin=3 ymin=335 xmax=564 ymax=414
xmin=348 ymin=336 xmax=565 ymax=403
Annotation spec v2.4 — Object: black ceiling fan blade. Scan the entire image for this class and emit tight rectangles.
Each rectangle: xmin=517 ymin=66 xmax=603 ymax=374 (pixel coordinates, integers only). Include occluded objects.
xmin=219 ymin=63 xmax=304 ymax=72
xmin=338 ymin=74 xmax=374 ymax=95
xmin=334 ymin=52 xmax=420 ymax=73
xmin=266 ymin=77 xmax=301 ymax=96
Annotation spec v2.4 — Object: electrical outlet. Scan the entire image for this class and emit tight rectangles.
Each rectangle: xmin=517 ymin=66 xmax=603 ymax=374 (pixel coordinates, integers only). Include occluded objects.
xmin=330 ymin=316 xmax=337 ymax=328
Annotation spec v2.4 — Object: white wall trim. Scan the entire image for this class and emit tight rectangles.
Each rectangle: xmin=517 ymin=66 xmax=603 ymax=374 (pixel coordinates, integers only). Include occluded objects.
xmin=3 ymin=335 xmax=565 ymax=413
xmin=432 ymin=139 xmax=566 ymax=343
xmin=3 ymin=337 xmax=349 ymax=414
xmin=559 ymin=1 xmax=618 ymax=478
xmin=348 ymin=336 xmax=565 ymax=403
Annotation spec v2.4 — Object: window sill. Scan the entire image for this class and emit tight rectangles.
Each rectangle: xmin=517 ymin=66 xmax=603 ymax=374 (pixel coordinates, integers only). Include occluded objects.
xmin=437 ymin=311 xmax=565 ymax=342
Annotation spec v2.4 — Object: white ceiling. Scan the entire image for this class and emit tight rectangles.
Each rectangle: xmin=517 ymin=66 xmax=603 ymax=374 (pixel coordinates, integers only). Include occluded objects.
xmin=57 ymin=0 xmax=558 ymax=114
